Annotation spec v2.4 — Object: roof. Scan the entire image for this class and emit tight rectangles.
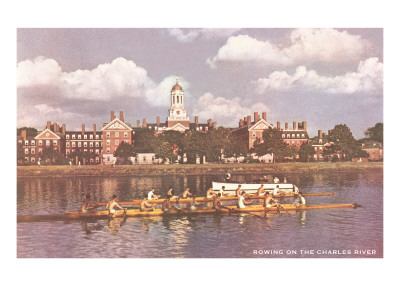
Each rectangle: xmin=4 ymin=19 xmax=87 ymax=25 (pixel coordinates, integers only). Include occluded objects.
xmin=171 ymin=79 xmax=183 ymax=91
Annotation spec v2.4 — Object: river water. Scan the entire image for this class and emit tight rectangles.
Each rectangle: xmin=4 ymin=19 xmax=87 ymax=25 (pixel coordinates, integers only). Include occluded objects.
xmin=17 ymin=170 xmax=383 ymax=258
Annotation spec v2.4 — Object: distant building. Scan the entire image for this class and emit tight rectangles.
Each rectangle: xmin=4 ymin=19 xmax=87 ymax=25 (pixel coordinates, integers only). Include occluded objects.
xmin=101 ymin=111 xmax=133 ymax=165
xmin=361 ymin=140 xmax=383 ymax=161
xmin=311 ymin=130 xmax=330 ymax=161
xmin=17 ymin=130 xmax=38 ymax=164
xmin=279 ymin=121 xmax=309 ymax=149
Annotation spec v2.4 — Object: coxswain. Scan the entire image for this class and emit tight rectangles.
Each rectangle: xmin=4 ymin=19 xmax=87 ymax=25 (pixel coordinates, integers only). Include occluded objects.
xmin=283 ymin=176 xmax=287 ymax=183
xmin=106 ymin=195 xmax=125 ymax=217
xmin=292 ymin=192 xmax=306 ymax=206
xmin=140 ymin=195 xmax=157 ymax=212
xmin=235 ymin=184 xmax=242 ymax=197
xmin=237 ymin=191 xmax=252 ymax=209
xmin=81 ymin=194 xmax=100 ymax=213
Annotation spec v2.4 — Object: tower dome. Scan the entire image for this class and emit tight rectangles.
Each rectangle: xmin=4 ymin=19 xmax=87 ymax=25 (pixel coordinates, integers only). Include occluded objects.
xmin=171 ymin=79 xmax=183 ymax=91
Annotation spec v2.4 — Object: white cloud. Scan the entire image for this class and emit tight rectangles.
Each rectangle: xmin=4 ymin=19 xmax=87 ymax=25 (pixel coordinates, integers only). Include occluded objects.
xmin=253 ymin=57 xmax=383 ymax=94
xmin=17 ymin=56 xmax=184 ymax=106
xmin=207 ymin=29 xmax=371 ymax=68
xmin=193 ymin=93 xmax=269 ymax=126
xmin=168 ymin=28 xmax=241 ymax=43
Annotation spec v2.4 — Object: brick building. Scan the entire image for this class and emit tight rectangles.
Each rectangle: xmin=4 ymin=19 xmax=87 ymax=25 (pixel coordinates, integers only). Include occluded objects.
xmin=101 ymin=111 xmax=133 ymax=165
xmin=279 ymin=121 xmax=309 ymax=149
xmin=65 ymin=124 xmax=103 ymax=164
xmin=361 ymin=141 xmax=383 ymax=161
xmin=17 ymin=130 xmax=37 ymax=164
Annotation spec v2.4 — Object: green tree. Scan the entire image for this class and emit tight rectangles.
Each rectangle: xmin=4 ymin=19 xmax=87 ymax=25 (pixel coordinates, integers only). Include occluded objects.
xmin=17 ymin=127 xmax=38 ymax=137
xmin=114 ymin=142 xmax=135 ymax=164
xmin=327 ymin=124 xmax=365 ymax=161
xmin=364 ymin=123 xmax=383 ymax=144
xmin=298 ymin=142 xmax=315 ymax=162
xmin=132 ymin=128 xmax=158 ymax=153
xmin=182 ymin=130 xmax=208 ymax=163
xmin=251 ymin=128 xmax=287 ymax=163
xmin=40 ymin=148 xmax=68 ymax=165
xmin=67 ymin=150 xmax=95 ymax=165
xmin=154 ymin=141 xmax=175 ymax=163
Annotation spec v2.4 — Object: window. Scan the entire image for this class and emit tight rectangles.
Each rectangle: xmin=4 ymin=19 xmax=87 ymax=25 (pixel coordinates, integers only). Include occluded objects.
xmin=66 ymin=134 xmax=70 ymax=139
xmin=84 ymin=142 xmax=87 ymax=147
xmin=95 ymin=149 xmax=99 ymax=154
xmin=292 ymin=134 xmax=295 ymax=138
xmin=31 ymin=140 xmax=35 ymax=145
xmin=53 ymin=140 xmax=57 ymax=145
xmin=31 ymin=157 xmax=35 ymax=162
xmin=301 ymin=134 xmax=305 ymax=138
xmin=252 ymin=133 xmax=256 ymax=137
xmin=106 ymin=132 xmax=110 ymax=137
xmin=25 ymin=149 xmax=29 ymax=154
xmin=90 ymin=134 xmax=93 ymax=139
xmin=72 ymin=134 xmax=76 ymax=139
xmin=66 ymin=149 xmax=70 ymax=154
xmin=72 ymin=142 xmax=76 ymax=147
xmin=78 ymin=142 xmax=81 ymax=147
xmin=39 ymin=140 xmax=43 ymax=146
xmin=115 ymin=140 xmax=119 ymax=146
xmin=25 ymin=140 xmax=29 ymax=145
xmin=115 ymin=132 xmax=119 ymax=137
xmin=25 ymin=157 xmax=29 ymax=162
xmin=124 ymin=132 xmax=128 ymax=137
xmin=96 ymin=135 xmax=99 ymax=139
xmin=78 ymin=135 xmax=81 ymax=139
xmin=66 ymin=142 xmax=70 ymax=147
xmin=95 ymin=142 xmax=99 ymax=147
xmin=106 ymin=147 xmax=110 ymax=153
xmin=297 ymin=134 xmax=300 ymax=138
xmin=106 ymin=140 xmax=110 ymax=145
xmin=90 ymin=142 xmax=93 ymax=147
xmin=31 ymin=148 xmax=35 ymax=154
xmin=46 ymin=140 xmax=50 ymax=146
xmin=282 ymin=134 xmax=285 ymax=138
xmin=18 ymin=140 xmax=22 ymax=144
xmin=95 ymin=157 xmax=99 ymax=162
xmin=84 ymin=135 xmax=87 ymax=139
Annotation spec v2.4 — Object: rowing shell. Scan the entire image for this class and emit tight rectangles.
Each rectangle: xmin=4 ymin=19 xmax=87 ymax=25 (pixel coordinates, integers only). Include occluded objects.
xmin=17 ymin=203 xmax=358 ymax=223
xmin=90 ymin=192 xmax=335 ymax=207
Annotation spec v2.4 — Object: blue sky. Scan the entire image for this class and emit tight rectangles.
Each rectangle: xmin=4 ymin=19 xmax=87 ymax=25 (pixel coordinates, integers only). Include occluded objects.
xmin=17 ymin=28 xmax=383 ymax=138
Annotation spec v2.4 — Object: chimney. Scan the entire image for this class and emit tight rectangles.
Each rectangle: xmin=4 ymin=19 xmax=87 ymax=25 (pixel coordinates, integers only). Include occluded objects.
xmin=318 ymin=130 xmax=322 ymax=139
xmin=277 ymin=122 xmax=281 ymax=130
xmin=254 ymin=112 xmax=260 ymax=123
xmin=111 ymin=111 xmax=115 ymax=121
xmin=303 ymin=122 xmax=307 ymax=131
xmin=247 ymin=115 xmax=251 ymax=125
xmin=21 ymin=129 xmax=27 ymax=140
xmin=93 ymin=124 xmax=96 ymax=136
xmin=195 ymin=116 xmax=199 ymax=126
xmin=262 ymin=112 xmax=267 ymax=120
xmin=208 ymin=119 xmax=212 ymax=127
xmin=212 ymin=122 xmax=216 ymax=129
xmin=82 ymin=124 xmax=85 ymax=135
xmin=328 ymin=130 xmax=331 ymax=135
xmin=285 ymin=122 xmax=288 ymax=130
xmin=137 ymin=120 xmax=140 ymax=127
xmin=143 ymin=118 xmax=147 ymax=128
xmin=119 ymin=111 xmax=124 ymax=122
xmin=156 ymin=116 xmax=160 ymax=126
xmin=293 ymin=122 xmax=296 ymax=130
xmin=239 ymin=119 xmax=244 ymax=127
xmin=46 ymin=121 xmax=51 ymax=129
xmin=62 ymin=124 xmax=66 ymax=135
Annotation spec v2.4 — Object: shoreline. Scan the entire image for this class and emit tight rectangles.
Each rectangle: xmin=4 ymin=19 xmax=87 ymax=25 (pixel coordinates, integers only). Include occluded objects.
xmin=17 ymin=162 xmax=383 ymax=178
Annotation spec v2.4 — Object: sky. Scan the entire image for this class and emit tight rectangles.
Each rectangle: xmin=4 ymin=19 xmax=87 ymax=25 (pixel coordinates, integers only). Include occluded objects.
xmin=17 ymin=28 xmax=383 ymax=138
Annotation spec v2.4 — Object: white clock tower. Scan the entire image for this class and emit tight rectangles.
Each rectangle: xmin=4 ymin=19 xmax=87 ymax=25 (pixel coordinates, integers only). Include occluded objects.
xmin=167 ymin=79 xmax=190 ymax=129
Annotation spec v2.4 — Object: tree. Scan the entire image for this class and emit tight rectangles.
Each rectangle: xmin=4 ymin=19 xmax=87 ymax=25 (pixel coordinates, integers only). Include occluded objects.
xmin=298 ymin=142 xmax=315 ymax=162
xmin=132 ymin=128 xmax=158 ymax=153
xmin=327 ymin=124 xmax=365 ymax=161
xmin=67 ymin=150 xmax=95 ymax=165
xmin=17 ymin=127 xmax=38 ymax=137
xmin=40 ymin=148 xmax=68 ymax=165
xmin=181 ymin=130 xmax=208 ymax=163
xmin=251 ymin=128 xmax=287 ymax=163
xmin=114 ymin=142 xmax=135 ymax=164
xmin=364 ymin=123 xmax=383 ymax=144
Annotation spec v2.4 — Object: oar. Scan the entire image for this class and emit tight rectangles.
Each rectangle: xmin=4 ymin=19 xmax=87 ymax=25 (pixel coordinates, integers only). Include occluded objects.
xmin=121 ymin=208 xmax=128 ymax=224
xmin=221 ymin=205 xmax=268 ymax=219
xmin=271 ymin=198 xmax=293 ymax=217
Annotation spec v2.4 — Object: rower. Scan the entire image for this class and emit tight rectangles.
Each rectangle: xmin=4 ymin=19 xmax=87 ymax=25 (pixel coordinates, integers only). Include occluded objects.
xmin=162 ymin=197 xmax=173 ymax=212
xmin=106 ymin=195 xmax=125 ymax=217
xmin=206 ymin=187 xmax=217 ymax=207
xmin=166 ymin=187 xmax=178 ymax=202
xmin=148 ymin=187 xmax=160 ymax=200
xmin=220 ymin=186 xmax=228 ymax=197
xmin=293 ymin=184 xmax=300 ymax=195
xmin=264 ymin=192 xmax=279 ymax=208
xmin=273 ymin=176 xmax=280 ymax=183
xmin=235 ymin=185 xmax=242 ymax=197
xmin=180 ymin=188 xmax=199 ymax=210
xmin=81 ymin=194 xmax=100 ymax=213
xmin=213 ymin=194 xmax=222 ymax=210
xmin=256 ymin=184 xmax=266 ymax=196
xmin=237 ymin=191 xmax=252 ymax=209
xmin=273 ymin=185 xmax=280 ymax=196
xmin=140 ymin=195 xmax=157 ymax=212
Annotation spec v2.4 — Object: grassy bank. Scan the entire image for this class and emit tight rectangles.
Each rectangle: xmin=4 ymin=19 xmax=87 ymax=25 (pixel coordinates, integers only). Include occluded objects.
xmin=17 ymin=162 xmax=383 ymax=177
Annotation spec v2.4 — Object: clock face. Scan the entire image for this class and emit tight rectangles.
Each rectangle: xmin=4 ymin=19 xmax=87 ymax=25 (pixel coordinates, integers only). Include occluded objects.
xmin=176 ymin=110 xmax=180 ymax=114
